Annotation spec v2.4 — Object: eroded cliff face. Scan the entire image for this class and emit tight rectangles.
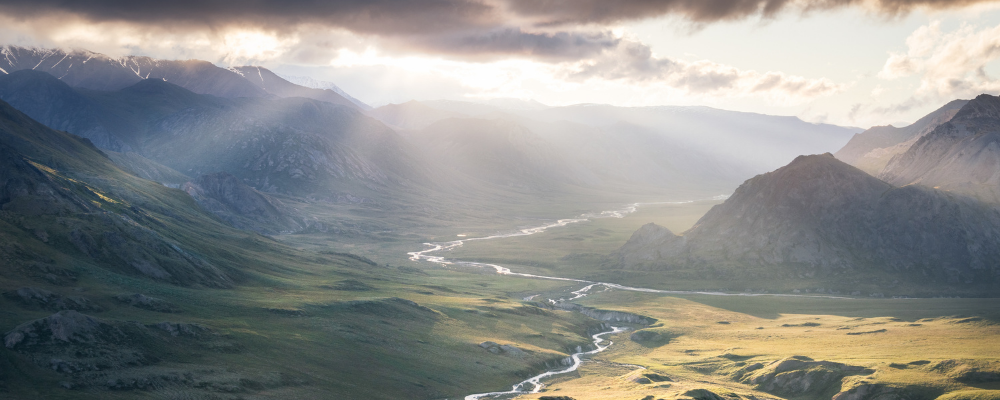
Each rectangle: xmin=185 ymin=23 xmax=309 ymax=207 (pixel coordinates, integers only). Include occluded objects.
xmin=616 ymin=153 xmax=1000 ymax=293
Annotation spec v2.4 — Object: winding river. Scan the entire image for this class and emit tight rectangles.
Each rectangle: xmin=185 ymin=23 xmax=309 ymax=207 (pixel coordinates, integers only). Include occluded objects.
xmin=407 ymin=199 xmax=851 ymax=301
xmin=407 ymin=199 xmax=852 ymax=399
xmin=464 ymin=327 xmax=627 ymax=400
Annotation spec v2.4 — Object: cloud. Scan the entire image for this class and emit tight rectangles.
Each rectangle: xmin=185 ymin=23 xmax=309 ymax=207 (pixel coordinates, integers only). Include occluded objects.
xmin=566 ymin=40 xmax=844 ymax=102
xmin=0 ymin=0 xmax=991 ymax=69
xmin=878 ymin=21 xmax=1000 ymax=102
xmin=401 ymin=28 xmax=622 ymax=61
xmin=0 ymin=0 xmax=499 ymax=36
xmin=507 ymin=0 xmax=998 ymax=27
xmin=0 ymin=0 xmax=990 ymax=35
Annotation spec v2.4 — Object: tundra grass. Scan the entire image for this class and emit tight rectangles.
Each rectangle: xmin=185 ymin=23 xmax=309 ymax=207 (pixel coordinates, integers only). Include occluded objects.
xmin=514 ymin=290 xmax=1000 ymax=400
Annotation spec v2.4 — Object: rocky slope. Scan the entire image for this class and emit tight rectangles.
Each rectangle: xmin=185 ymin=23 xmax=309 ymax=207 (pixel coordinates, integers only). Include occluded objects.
xmin=879 ymin=94 xmax=1000 ymax=203
xmin=616 ymin=153 xmax=1000 ymax=295
xmin=182 ymin=172 xmax=302 ymax=234
xmin=835 ymin=99 xmax=967 ymax=175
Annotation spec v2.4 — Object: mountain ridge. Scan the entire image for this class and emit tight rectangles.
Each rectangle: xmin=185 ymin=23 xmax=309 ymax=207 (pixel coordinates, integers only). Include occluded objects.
xmin=616 ymin=153 xmax=1000 ymax=296
xmin=835 ymin=99 xmax=968 ymax=175
xmin=879 ymin=94 xmax=1000 ymax=203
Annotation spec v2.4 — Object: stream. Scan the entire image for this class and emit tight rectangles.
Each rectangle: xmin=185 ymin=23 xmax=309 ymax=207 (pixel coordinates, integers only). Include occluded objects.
xmin=464 ymin=326 xmax=627 ymax=400
xmin=407 ymin=199 xmax=852 ymax=301
xmin=407 ymin=199 xmax=851 ymax=399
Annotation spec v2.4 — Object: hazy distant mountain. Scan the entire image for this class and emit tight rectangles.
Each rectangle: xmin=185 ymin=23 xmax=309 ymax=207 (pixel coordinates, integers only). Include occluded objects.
xmin=617 ymin=153 xmax=1000 ymax=295
xmin=230 ymin=66 xmax=362 ymax=110
xmin=412 ymin=117 xmax=599 ymax=190
xmin=374 ymin=100 xmax=859 ymax=179
xmin=370 ymin=100 xmax=468 ymax=130
xmin=277 ymin=73 xmax=371 ymax=110
xmin=879 ymin=94 xmax=1000 ymax=203
xmin=0 ymin=70 xmax=429 ymax=201
xmin=835 ymin=100 xmax=967 ymax=175
xmin=525 ymin=104 xmax=859 ymax=174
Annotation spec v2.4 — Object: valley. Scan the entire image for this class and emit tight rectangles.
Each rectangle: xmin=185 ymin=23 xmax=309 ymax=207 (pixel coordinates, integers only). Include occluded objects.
xmin=0 ymin=41 xmax=998 ymax=400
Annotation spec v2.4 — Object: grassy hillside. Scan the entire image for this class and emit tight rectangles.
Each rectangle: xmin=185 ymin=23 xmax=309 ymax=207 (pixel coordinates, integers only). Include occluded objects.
xmin=0 ymin=99 xmax=615 ymax=399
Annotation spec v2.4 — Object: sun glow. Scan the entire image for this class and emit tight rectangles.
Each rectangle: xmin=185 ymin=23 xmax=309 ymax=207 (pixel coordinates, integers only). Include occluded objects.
xmin=329 ymin=47 xmax=561 ymax=99
xmin=220 ymin=30 xmax=298 ymax=65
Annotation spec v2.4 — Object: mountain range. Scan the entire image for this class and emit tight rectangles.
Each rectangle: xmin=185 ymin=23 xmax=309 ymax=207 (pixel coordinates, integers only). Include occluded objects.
xmin=0 ymin=45 xmax=360 ymax=109
xmin=1 ymin=42 xmax=998 ymax=399
xmin=617 ymin=95 xmax=1000 ymax=296
xmin=0 ymin=69 xmax=426 ymax=201
xmin=0 ymin=46 xmax=867 ymax=236
xmin=834 ymin=100 xmax=967 ymax=175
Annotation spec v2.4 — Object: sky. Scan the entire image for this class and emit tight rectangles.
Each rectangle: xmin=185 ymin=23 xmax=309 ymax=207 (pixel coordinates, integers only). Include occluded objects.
xmin=0 ymin=0 xmax=999 ymax=128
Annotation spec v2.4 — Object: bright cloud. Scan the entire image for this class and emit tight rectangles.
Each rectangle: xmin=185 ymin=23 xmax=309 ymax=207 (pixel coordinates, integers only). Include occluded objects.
xmin=879 ymin=21 xmax=1000 ymax=99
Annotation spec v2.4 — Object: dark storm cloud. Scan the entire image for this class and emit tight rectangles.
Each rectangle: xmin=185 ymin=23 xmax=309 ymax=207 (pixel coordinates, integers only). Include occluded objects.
xmin=0 ymin=0 xmax=499 ymax=35
xmin=0 ymin=0 xmax=989 ymax=63
xmin=0 ymin=0 xmax=989 ymax=36
xmin=505 ymin=0 xmax=994 ymax=26
xmin=413 ymin=28 xmax=621 ymax=60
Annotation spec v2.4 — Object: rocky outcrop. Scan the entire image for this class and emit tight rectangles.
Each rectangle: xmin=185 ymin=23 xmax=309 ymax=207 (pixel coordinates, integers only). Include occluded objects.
xmin=682 ymin=389 xmax=728 ymax=400
xmin=151 ymin=322 xmax=208 ymax=337
xmin=737 ymin=356 xmax=873 ymax=397
xmin=929 ymin=360 xmax=1000 ymax=384
xmin=629 ymin=328 xmax=676 ymax=347
xmin=880 ymin=94 xmax=1000 ymax=203
xmin=3 ymin=287 xmax=98 ymax=311
xmin=478 ymin=341 xmax=527 ymax=357
xmin=3 ymin=311 xmax=153 ymax=375
xmin=4 ymin=311 xmax=110 ymax=349
xmin=114 ymin=293 xmax=179 ymax=313
xmin=554 ymin=303 xmax=656 ymax=325
xmin=183 ymin=172 xmax=301 ymax=234
xmin=616 ymin=153 xmax=1000 ymax=294
xmin=832 ymin=383 xmax=912 ymax=400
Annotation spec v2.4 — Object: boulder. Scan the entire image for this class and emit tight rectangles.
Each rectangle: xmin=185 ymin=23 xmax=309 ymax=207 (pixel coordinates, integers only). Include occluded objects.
xmin=478 ymin=342 xmax=526 ymax=357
